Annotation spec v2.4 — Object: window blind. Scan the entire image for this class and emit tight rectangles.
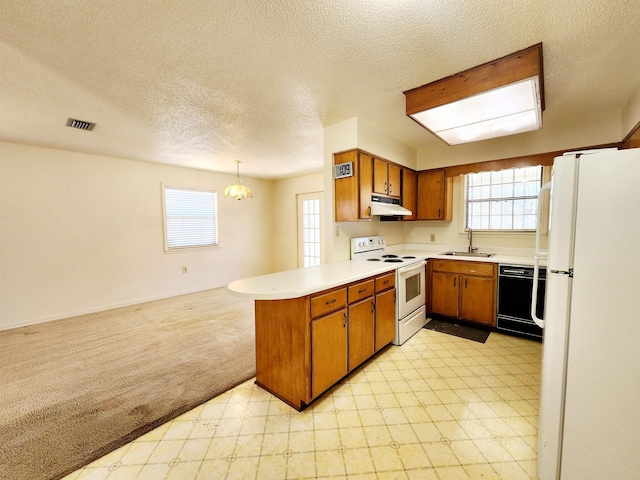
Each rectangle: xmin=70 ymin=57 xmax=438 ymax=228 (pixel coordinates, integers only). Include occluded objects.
xmin=164 ymin=187 xmax=218 ymax=250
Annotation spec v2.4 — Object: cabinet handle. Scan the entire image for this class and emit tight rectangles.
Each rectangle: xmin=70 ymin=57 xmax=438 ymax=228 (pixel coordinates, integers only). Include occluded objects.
xmin=359 ymin=288 xmax=367 ymax=293
xmin=383 ymin=280 xmax=390 ymax=284
xmin=372 ymin=300 xmax=375 ymax=313
xmin=438 ymin=208 xmax=441 ymax=218
xmin=367 ymin=206 xmax=371 ymax=216
xmin=384 ymin=182 xmax=388 ymax=192
xmin=389 ymin=183 xmax=392 ymax=194
xmin=326 ymin=299 xmax=336 ymax=305
xmin=465 ymin=278 xmax=468 ymax=288
xmin=343 ymin=312 xmax=347 ymax=327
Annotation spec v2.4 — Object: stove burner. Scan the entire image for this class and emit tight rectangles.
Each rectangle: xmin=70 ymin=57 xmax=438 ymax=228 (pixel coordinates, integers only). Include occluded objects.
xmin=367 ymin=258 xmax=381 ymax=262
xmin=402 ymin=256 xmax=416 ymax=259
xmin=384 ymin=258 xmax=403 ymax=263
xmin=382 ymin=254 xmax=399 ymax=258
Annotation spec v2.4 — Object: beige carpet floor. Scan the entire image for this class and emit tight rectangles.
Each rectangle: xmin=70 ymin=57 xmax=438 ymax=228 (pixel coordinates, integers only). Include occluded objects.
xmin=0 ymin=287 xmax=255 ymax=480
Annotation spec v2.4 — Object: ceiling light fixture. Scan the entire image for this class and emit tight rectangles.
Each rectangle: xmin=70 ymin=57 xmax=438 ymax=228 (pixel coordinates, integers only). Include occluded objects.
xmin=404 ymin=43 xmax=544 ymax=145
xmin=224 ymin=161 xmax=253 ymax=200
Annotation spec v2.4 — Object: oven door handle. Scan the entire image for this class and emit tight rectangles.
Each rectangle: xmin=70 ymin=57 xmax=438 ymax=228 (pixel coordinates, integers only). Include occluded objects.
xmin=397 ymin=260 xmax=427 ymax=275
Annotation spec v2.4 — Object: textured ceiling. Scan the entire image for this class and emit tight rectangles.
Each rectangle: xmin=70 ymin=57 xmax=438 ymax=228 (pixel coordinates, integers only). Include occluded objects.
xmin=1 ymin=1 xmax=639 ymax=178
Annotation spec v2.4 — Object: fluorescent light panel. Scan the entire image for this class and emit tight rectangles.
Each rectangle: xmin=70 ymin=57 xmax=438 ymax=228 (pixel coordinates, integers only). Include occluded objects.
xmin=410 ymin=77 xmax=542 ymax=145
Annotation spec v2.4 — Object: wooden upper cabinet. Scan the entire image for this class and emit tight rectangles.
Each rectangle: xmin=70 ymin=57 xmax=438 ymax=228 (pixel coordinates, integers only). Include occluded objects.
xmin=334 ymin=150 xmax=359 ymax=222
xmin=373 ymin=158 xmax=388 ymax=195
xmin=387 ymin=163 xmax=401 ymax=198
xmin=401 ymin=168 xmax=417 ymax=221
xmin=359 ymin=153 xmax=373 ymax=219
xmin=373 ymin=158 xmax=401 ymax=198
xmin=417 ymin=169 xmax=451 ymax=221
xmin=334 ymin=149 xmax=404 ymax=221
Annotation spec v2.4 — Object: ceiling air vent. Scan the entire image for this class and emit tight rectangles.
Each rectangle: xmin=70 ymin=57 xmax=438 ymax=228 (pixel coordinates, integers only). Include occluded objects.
xmin=66 ymin=118 xmax=96 ymax=131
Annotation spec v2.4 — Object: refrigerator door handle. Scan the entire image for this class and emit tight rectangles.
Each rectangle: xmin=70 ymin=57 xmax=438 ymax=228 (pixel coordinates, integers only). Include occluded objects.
xmin=534 ymin=182 xmax=552 ymax=259
xmin=531 ymin=181 xmax=551 ymax=328
xmin=531 ymin=255 xmax=544 ymax=328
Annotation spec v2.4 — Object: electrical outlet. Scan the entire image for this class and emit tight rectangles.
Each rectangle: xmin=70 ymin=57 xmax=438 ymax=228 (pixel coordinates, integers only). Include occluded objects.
xmin=430 ymin=234 xmax=436 ymax=243
xmin=182 ymin=266 xmax=188 ymax=273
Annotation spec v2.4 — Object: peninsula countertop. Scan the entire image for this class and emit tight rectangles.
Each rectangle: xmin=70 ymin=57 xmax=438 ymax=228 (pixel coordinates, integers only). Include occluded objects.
xmin=228 ymin=247 xmax=540 ymax=301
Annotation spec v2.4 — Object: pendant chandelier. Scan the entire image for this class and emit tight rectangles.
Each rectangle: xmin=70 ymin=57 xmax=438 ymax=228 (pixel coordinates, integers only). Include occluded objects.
xmin=224 ymin=160 xmax=253 ymax=200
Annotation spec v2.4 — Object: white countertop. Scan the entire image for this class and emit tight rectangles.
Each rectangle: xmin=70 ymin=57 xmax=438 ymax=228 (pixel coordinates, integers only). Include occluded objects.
xmin=227 ymin=260 xmax=399 ymax=300
xmin=228 ymin=249 xmax=540 ymax=301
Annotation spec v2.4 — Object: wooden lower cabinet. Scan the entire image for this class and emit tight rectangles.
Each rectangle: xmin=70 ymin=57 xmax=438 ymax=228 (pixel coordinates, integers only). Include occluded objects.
xmin=460 ymin=275 xmax=496 ymax=326
xmin=348 ymin=298 xmax=375 ymax=370
xmin=431 ymin=272 xmax=459 ymax=318
xmin=430 ymin=260 xmax=497 ymax=327
xmin=375 ymin=288 xmax=396 ymax=350
xmin=311 ymin=309 xmax=347 ymax=399
xmin=255 ymin=272 xmax=396 ymax=410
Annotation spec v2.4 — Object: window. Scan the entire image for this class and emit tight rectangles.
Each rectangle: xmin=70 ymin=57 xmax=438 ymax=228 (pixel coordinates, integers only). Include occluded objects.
xmin=298 ymin=193 xmax=323 ymax=268
xmin=465 ymin=165 xmax=542 ymax=230
xmin=163 ymin=186 xmax=218 ymax=250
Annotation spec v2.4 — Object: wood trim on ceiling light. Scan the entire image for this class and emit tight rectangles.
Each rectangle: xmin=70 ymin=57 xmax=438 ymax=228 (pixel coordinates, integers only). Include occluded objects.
xmin=404 ymin=43 xmax=545 ymax=115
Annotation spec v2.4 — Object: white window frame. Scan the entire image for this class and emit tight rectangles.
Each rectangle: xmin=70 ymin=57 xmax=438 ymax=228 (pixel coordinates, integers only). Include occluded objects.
xmin=162 ymin=185 xmax=219 ymax=252
xmin=464 ymin=165 xmax=544 ymax=232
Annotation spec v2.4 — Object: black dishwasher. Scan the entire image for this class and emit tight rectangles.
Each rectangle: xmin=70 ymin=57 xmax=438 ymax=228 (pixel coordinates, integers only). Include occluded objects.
xmin=497 ymin=264 xmax=545 ymax=340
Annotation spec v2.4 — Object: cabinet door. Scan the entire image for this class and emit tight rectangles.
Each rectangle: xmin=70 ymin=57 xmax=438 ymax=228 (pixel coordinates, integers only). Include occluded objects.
xmin=359 ymin=153 xmax=373 ymax=219
xmin=387 ymin=163 xmax=401 ymax=198
xmin=373 ymin=158 xmax=388 ymax=195
xmin=431 ymin=272 xmax=459 ymax=318
xmin=334 ymin=150 xmax=359 ymax=222
xmin=401 ymin=168 xmax=417 ymax=221
xmin=348 ymin=298 xmax=375 ymax=370
xmin=375 ymin=289 xmax=396 ymax=351
xmin=312 ymin=309 xmax=348 ymax=398
xmin=460 ymin=275 xmax=496 ymax=326
xmin=417 ymin=169 xmax=446 ymax=220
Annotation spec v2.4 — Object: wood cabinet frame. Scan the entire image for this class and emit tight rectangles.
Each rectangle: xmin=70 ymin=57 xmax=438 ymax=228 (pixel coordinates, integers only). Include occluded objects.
xmin=429 ymin=259 xmax=497 ymax=327
xmin=255 ymin=272 xmax=396 ymax=410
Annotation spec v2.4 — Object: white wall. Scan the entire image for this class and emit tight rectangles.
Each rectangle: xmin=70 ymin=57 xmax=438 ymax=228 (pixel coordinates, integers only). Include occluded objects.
xmin=323 ymin=118 xmax=418 ymax=263
xmin=622 ymin=87 xmax=640 ymax=137
xmin=273 ymin=172 xmax=324 ymax=272
xmin=403 ymin=175 xmax=545 ymax=254
xmin=323 ymin=117 xmax=556 ymax=260
xmin=416 ymin=110 xmax=622 ymax=170
xmin=0 ymin=141 xmax=275 ymax=330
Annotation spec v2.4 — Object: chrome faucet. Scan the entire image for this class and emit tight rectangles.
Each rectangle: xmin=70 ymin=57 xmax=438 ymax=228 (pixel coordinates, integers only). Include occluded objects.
xmin=468 ymin=228 xmax=478 ymax=253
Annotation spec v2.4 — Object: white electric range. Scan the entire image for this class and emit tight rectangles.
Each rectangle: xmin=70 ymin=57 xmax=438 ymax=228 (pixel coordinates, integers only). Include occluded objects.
xmin=350 ymin=236 xmax=427 ymax=345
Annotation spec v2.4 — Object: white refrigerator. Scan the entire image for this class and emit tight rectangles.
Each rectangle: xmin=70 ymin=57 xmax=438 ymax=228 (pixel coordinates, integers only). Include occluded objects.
xmin=533 ymin=148 xmax=640 ymax=479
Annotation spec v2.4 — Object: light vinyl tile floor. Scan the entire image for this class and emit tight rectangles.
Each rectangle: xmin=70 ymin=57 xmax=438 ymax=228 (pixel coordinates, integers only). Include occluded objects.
xmin=63 ymin=328 xmax=541 ymax=480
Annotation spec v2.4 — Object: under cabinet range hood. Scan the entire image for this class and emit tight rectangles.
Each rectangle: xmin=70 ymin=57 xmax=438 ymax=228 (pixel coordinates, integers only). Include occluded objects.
xmin=370 ymin=195 xmax=412 ymax=216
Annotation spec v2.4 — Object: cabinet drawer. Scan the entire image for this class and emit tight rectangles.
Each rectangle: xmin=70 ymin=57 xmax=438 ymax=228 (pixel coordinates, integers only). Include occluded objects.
xmin=375 ymin=272 xmax=395 ymax=292
xmin=311 ymin=288 xmax=347 ymax=318
xmin=348 ymin=279 xmax=375 ymax=303
xmin=431 ymin=259 xmax=495 ymax=277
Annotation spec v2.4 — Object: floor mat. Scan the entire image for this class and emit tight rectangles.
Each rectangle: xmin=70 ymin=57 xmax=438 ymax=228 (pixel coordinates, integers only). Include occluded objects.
xmin=423 ymin=318 xmax=491 ymax=343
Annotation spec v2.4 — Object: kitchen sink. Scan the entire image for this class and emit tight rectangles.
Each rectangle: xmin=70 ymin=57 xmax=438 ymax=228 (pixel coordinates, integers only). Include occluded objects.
xmin=440 ymin=251 xmax=495 ymax=258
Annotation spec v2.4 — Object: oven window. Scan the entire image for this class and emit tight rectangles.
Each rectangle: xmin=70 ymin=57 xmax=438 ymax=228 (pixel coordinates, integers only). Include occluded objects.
xmin=404 ymin=273 xmax=422 ymax=303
